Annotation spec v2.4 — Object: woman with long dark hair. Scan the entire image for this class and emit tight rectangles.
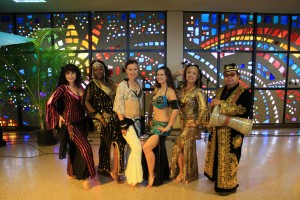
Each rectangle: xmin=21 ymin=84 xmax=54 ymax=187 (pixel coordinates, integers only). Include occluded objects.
xmin=46 ymin=64 xmax=95 ymax=190
xmin=143 ymin=66 xmax=179 ymax=187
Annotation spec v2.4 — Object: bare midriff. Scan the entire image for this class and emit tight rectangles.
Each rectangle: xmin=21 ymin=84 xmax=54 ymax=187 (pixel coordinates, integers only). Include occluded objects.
xmin=124 ymin=100 xmax=140 ymax=118
xmin=153 ymin=106 xmax=170 ymax=122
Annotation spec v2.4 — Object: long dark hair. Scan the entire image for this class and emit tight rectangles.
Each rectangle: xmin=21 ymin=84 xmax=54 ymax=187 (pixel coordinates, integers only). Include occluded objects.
xmin=57 ymin=64 xmax=82 ymax=87
xmin=154 ymin=66 xmax=175 ymax=89
xmin=90 ymin=60 xmax=111 ymax=83
xmin=183 ymin=63 xmax=203 ymax=87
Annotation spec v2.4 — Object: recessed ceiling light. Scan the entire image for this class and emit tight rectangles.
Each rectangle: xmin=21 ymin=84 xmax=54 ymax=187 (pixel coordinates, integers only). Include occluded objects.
xmin=13 ymin=0 xmax=47 ymax=3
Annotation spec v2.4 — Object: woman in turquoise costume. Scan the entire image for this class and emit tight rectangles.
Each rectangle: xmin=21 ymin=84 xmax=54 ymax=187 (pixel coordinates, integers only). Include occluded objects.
xmin=170 ymin=64 xmax=208 ymax=183
xmin=143 ymin=66 xmax=179 ymax=187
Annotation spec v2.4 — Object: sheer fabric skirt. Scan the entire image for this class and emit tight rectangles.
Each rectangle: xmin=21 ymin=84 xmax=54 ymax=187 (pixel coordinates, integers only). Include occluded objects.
xmin=170 ymin=126 xmax=199 ymax=183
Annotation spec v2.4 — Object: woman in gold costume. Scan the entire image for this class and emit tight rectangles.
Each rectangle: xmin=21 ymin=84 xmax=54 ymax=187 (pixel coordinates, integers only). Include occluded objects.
xmin=170 ymin=64 xmax=208 ymax=183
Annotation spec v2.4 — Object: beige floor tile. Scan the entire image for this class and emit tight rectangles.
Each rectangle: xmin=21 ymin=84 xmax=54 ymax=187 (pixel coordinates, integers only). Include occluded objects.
xmin=0 ymin=128 xmax=299 ymax=200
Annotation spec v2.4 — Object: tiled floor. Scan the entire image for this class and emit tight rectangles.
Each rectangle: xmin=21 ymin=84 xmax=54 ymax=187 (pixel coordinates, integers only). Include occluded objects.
xmin=0 ymin=128 xmax=300 ymax=200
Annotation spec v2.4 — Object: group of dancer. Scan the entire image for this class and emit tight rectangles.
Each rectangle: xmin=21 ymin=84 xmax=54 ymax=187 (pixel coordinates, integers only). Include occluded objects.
xmin=46 ymin=60 xmax=251 ymax=196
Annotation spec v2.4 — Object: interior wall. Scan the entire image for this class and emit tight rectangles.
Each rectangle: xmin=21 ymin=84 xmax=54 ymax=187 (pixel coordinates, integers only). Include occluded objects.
xmin=166 ymin=11 xmax=183 ymax=128
xmin=166 ymin=11 xmax=183 ymax=72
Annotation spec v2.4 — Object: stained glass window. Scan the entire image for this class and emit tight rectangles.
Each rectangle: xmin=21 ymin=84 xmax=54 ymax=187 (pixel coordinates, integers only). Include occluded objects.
xmin=0 ymin=11 xmax=166 ymax=127
xmin=184 ymin=12 xmax=300 ymax=124
xmin=184 ymin=13 xmax=219 ymax=50
xmin=129 ymin=12 xmax=165 ymax=50
xmin=220 ymin=13 xmax=254 ymax=51
xmin=16 ymin=13 xmax=51 ymax=36
xmin=285 ymin=90 xmax=300 ymax=123
xmin=288 ymin=53 xmax=300 ymax=88
xmin=256 ymin=14 xmax=289 ymax=51
xmin=0 ymin=14 xmax=13 ymax=33
xmin=91 ymin=12 xmax=127 ymax=50
xmin=291 ymin=15 xmax=300 ymax=51
xmin=253 ymin=90 xmax=284 ymax=123
xmin=92 ymin=51 xmax=127 ymax=84
xmin=255 ymin=53 xmax=287 ymax=88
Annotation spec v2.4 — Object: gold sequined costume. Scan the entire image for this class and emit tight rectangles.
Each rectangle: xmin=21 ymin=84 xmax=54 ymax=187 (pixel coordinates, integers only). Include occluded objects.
xmin=204 ymin=83 xmax=251 ymax=193
xmin=170 ymin=86 xmax=207 ymax=183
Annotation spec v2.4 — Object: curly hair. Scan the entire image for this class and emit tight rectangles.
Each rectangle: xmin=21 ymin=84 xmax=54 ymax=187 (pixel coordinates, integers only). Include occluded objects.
xmin=57 ymin=64 xmax=82 ymax=87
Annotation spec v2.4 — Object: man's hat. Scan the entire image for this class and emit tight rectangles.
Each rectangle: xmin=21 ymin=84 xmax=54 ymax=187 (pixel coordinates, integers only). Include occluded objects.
xmin=224 ymin=63 xmax=238 ymax=73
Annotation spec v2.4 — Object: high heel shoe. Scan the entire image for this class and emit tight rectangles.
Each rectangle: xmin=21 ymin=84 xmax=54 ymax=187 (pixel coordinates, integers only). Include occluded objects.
xmin=147 ymin=174 xmax=156 ymax=188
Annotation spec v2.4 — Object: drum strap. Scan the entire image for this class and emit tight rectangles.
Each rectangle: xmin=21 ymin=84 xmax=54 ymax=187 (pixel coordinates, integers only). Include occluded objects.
xmin=231 ymin=86 xmax=243 ymax=104
xmin=222 ymin=86 xmax=243 ymax=126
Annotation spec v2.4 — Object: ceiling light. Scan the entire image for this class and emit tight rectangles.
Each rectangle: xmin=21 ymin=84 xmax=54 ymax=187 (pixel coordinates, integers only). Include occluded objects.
xmin=13 ymin=0 xmax=47 ymax=3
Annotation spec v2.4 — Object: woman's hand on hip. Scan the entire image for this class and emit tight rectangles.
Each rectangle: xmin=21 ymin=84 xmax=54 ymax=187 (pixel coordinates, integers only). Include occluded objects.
xmin=158 ymin=126 xmax=170 ymax=134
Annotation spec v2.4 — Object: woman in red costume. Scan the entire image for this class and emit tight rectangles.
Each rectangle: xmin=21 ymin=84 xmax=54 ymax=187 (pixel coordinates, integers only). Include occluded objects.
xmin=46 ymin=64 xmax=95 ymax=190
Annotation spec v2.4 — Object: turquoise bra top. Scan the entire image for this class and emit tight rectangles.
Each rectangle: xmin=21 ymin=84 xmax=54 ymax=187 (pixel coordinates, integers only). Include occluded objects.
xmin=152 ymin=88 xmax=170 ymax=109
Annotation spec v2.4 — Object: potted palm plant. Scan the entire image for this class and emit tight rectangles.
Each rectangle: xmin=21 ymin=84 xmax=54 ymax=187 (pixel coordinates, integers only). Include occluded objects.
xmin=0 ymin=28 xmax=78 ymax=145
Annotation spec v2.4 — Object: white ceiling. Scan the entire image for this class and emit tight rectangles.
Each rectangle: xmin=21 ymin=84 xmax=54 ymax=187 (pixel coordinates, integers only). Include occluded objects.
xmin=0 ymin=0 xmax=299 ymax=14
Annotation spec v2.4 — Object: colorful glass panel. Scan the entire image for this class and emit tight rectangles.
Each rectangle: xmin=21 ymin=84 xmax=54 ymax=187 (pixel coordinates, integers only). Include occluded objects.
xmin=255 ymin=53 xmax=287 ymax=88
xmin=220 ymin=13 xmax=254 ymax=51
xmin=53 ymin=12 xmax=90 ymax=49
xmin=253 ymin=90 xmax=284 ymax=123
xmin=91 ymin=12 xmax=127 ymax=50
xmin=288 ymin=53 xmax=300 ymax=88
xmin=290 ymin=15 xmax=300 ymax=51
xmin=285 ymin=90 xmax=300 ymax=123
xmin=129 ymin=12 xmax=165 ymax=50
xmin=128 ymin=51 xmax=165 ymax=88
xmin=0 ymin=14 xmax=13 ymax=33
xmin=16 ymin=13 xmax=51 ymax=36
xmin=184 ymin=13 xmax=219 ymax=50
xmin=256 ymin=14 xmax=289 ymax=51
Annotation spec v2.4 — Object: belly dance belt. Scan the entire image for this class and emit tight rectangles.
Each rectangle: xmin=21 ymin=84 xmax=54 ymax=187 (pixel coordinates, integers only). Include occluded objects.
xmin=124 ymin=117 xmax=141 ymax=138
xmin=150 ymin=120 xmax=172 ymax=137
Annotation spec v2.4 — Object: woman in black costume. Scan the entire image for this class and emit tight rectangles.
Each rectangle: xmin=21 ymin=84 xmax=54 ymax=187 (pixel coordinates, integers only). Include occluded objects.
xmin=83 ymin=60 xmax=126 ymax=183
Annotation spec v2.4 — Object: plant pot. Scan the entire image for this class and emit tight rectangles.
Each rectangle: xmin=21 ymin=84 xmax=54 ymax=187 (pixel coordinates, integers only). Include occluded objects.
xmin=37 ymin=129 xmax=58 ymax=146
xmin=0 ymin=129 xmax=6 ymax=147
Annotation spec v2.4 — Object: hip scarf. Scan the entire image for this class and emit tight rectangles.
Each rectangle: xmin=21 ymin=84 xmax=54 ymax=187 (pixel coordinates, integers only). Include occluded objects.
xmin=150 ymin=120 xmax=171 ymax=137
xmin=124 ymin=117 xmax=141 ymax=138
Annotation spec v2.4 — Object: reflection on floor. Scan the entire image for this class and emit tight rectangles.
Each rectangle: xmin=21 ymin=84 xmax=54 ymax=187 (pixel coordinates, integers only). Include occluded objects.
xmin=0 ymin=128 xmax=300 ymax=200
